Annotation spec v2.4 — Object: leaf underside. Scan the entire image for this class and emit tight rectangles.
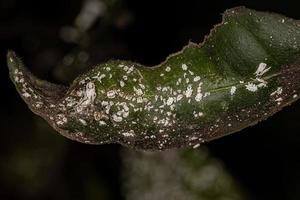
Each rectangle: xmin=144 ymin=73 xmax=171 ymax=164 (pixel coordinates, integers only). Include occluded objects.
xmin=7 ymin=7 xmax=300 ymax=150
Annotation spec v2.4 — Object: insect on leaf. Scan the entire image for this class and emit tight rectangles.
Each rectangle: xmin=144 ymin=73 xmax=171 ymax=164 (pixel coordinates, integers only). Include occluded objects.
xmin=7 ymin=7 xmax=300 ymax=150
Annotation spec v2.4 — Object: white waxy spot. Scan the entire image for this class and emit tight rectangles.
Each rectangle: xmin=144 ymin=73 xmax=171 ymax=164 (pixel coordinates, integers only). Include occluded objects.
xmin=93 ymin=73 xmax=106 ymax=83
xmin=107 ymin=90 xmax=116 ymax=98
xmin=101 ymin=101 xmax=109 ymax=106
xmin=281 ymin=19 xmax=285 ymax=23
xmin=165 ymin=66 xmax=171 ymax=72
xmin=99 ymin=121 xmax=107 ymax=126
xmin=127 ymin=66 xmax=134 ymax=74
xmin=230 ymin=86 xmax=237 ymax=95
xmin=195 ymin=93 xmax=203 ymax=102
xmin=185 ymin=84 xmax=193 ymax=98
xmin=181 ymin=64 xmax=188 ymax=71
xmin=150 ymin=135 xmax=156 ymax=139
xmin=76 ymin=82 xmax=96 ymax=111
xmin=123 ymin=65 xmax=129 ymax=71
xmin=275 ymin=97 xmax=283 ymax=102
xmin=123 ymin=104 xmax=129 ymax=112
xmin=122 ymin=130 xmax=135 ymax=137
xmin=35 ymin=102 xmax=43 ymax=108
xmin=123 ymin=75 xmax=128 ymax=80
xmin=134 ymin=87 xmax=143 ymax=96
xmin=176 ymin=78 xmax=182 ymax=85
xmin=56 ymin=114 xmax=68 ymax=126
xmin=120 ymin=80 xmax=125 ymax=87
xmin=270 ymin=87 xmax=283 ymax=96
xmin=62 ymin=117 xmax=68 ymax=123
xmin=122 ymin=111 xmax=129 ymax=118
xmin=293 ymin=94 xmax=298 ymax=98
xmin=22 ymin=92 xmax=31 ymax=98
xmin=79 ymin=119 xmax=87 ymax=126
xmin=189 ymin=136 xmax=198 ymax=141
xmin=177 ymin=94 xmax=183 ymax=101
xmin=193 ymin=76 xmax=201 ymax=82
xmin=245 ymin=83 xmax=258 ymax=92
xmin=14 ymin=76 xmax=19 ymax=82
xmin=139 ymin=84 xmax=145 ymax=89
xmin=193 ymin=144 xmax=201 ymax=149
xmin=254 ymin=62 xmax=271 ymax=77
xmin=113 ymin=114 xmax=123 ymax=122
xmin=166 ymin=97 xmax=174 ymax=106
xmin=257 ymin=82 xmax=267 ymax=88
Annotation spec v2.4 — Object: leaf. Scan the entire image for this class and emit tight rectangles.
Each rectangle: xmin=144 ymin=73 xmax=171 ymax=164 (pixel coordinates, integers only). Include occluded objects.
xmin=7 ymin=7 xmax=300 ymax=150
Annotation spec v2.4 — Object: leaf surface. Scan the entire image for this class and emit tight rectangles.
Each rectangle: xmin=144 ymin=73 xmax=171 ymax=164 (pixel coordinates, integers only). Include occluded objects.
xmin=8 ymin=7 xmax=300 ymax=150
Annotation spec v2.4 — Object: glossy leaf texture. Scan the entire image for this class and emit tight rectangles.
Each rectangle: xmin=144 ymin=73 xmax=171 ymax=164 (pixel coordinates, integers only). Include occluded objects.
xmin=7 ymin=7 xmax=300 ymax=150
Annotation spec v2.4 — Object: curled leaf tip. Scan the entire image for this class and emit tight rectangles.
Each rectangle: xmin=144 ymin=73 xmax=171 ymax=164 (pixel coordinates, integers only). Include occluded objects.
xmin=8 ymin=7 xmax=300 ymax=150
xmin=7 ymin=50 xmax=72 ymax=140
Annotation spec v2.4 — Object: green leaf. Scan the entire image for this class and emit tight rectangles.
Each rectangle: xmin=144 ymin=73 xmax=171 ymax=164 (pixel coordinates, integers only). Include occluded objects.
xmin=7 ymin=7 xmax=300 ymax=150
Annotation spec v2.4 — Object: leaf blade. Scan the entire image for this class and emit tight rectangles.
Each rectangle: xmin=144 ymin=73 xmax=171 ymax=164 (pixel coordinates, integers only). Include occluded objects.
xmin=8 ymin=7 xmax=300 ymax=150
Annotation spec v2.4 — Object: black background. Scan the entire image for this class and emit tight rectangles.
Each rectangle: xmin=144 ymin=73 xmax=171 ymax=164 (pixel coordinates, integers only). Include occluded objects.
xmin=1 ymin=0 xmax=300 ymax=200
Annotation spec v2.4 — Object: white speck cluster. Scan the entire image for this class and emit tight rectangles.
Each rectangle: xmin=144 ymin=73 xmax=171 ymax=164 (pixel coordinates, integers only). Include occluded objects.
xmin=10 ymin=10 xmax=300 ymax=150
xmin=230 ymin=86 xmax=237 ymax=95
xmin=69 ymin=62 xmax=215 ymax=147
xmin=181 ymin=64 xmax=188 ymax=71
xmin=12 ymin=67 xmax=46 ymax=110
xmin=245 ymin=82 xmax=258 ymax=92
xmin=75 ymin=81 xmax=96 ymax=112
xmin=122 ymin=130 xmax=135 ymax=137
xmin=64 ymin=59 xmax=291 ymax=148
xmin=270 ymin=86 xmax=285 ymax=105
xmin=270 ymin=87 xmax=283 ymax=96
xmin=56 ymin=114 xmax=68 ymax=126
xmin=254 ymin=62 xmax=271 ymax=77
xmin=244 ymin=62 xmax=270 ymax=92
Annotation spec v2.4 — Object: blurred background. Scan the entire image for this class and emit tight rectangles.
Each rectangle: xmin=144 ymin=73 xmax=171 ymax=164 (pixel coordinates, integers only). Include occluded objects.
xmin=1 ymin=0 xmax=300 ymax=199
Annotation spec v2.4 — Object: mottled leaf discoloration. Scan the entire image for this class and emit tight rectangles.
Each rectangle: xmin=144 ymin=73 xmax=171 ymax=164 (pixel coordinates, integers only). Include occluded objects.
xmin=7 ymin=7 xmax=300 ymax=150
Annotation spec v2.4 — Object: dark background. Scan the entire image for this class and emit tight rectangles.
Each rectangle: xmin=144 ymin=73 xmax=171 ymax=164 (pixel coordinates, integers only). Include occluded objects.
xmin=1 ymin=0 xmax=300 ymax=199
